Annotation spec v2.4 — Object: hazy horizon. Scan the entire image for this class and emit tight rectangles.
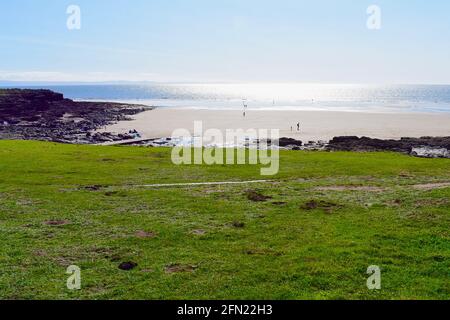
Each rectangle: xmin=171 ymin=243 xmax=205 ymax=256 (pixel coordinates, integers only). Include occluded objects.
xmin=2 ymin=81 xmax=450 ymax=86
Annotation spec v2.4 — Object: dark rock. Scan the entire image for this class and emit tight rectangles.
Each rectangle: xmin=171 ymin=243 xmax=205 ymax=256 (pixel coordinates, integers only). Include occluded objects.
xmin=327 ymin=136 xmax=450 ymax=157
xmin=260 ymin=137 xmax=303 ymax=148
xmin=410 ymin=146 xmax=450 ymax=158
xmin=118 ymin=261 xmax=138 ymax=271
xmin=0 ymin=89 xmax=151 ymax=144
xmin=278 ymin=137 xmax=303 ymax=147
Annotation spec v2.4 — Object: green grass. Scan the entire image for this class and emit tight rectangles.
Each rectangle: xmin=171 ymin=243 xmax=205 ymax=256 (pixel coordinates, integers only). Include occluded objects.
xmin=0 ymin=140 xmax=449 ymax=300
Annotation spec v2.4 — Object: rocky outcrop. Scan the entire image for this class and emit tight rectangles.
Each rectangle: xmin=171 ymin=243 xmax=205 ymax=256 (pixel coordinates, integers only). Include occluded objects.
xmin=0 ymin=89 xmax=150 ymax=143
xmin=411 ymin=147 xmax=450 ymax=158
xmin=278 ymin=137 xmax=303 ymax=147
xmin=327 ymin=136 xmax=450 ymax=158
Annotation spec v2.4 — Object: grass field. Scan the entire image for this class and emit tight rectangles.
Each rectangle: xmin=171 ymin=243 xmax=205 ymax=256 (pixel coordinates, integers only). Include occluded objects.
xmin=0 ymin=140 xmax=449 ymax=300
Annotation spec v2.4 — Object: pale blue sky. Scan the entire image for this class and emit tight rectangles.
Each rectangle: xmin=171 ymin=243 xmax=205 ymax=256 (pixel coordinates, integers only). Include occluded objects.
xmin=1 ymin=0 xmax=450 ymax=83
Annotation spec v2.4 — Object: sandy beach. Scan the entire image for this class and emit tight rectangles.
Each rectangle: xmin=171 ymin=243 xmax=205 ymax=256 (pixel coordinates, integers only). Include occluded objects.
xmin=100 ymin=108 xmax=450 ymax=142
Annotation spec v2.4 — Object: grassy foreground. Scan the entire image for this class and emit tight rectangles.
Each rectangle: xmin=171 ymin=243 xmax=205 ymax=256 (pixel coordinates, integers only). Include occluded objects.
xmin=0 ymin=141 xmax=449 ymax=300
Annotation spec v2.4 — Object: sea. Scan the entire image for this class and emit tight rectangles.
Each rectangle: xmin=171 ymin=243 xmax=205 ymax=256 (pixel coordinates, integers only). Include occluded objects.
xmin=3 ymin=83 xmax=450 ymax=114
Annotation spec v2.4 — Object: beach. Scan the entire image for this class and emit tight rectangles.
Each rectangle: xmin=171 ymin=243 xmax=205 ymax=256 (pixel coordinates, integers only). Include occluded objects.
xmin=100 ymin=108 xmax=450 ymax=141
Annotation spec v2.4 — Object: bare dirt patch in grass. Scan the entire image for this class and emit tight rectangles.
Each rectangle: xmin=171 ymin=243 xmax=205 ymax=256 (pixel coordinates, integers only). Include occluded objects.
xmin=246 ymin=190 xmax=272 ymax=202
xmin=15 ymin=199 xmax=36 ymax=206
xmin=45 ymin=246 xmax=120 ymax=266
xmin=191 ymin=229 xmax=207 ymax=235
xmin=300 ymin=200 xmax=343 ymax=213
xmin=229 ymin=221 xmax=245 ymax=228
xmin=412 ymin=182 xmax=450 ymax=191
xmin=135 ymin=230 xmax=157 ymax=239
xmin=104 ymin=191 xmax=128 ymax=197
xmin=414 ymin=198 xmax=449 ymax=207
xmin=165 ymin=264 xmax=198 ymax=274
xmin=271 ymin=201 xmax=287 ymax=206
xmin=33 ymin=249 xmax=48 ymax=257
xmin=244 ymin=248 xmax=283 ymax=256
xmin=386 ymin=199 xmax=403 ymax=207
xmin=43 ymin=220 xmax=70 ymax=226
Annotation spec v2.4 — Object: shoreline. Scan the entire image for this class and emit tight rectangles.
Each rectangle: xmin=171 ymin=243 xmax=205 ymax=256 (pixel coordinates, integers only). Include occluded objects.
xmin=77 ymin=98 xmax=450 ymax=114
xmin=1 ymin=89 xmax=449 ymax=158
xmin=100 ymin=108 xmax=450 ymax=142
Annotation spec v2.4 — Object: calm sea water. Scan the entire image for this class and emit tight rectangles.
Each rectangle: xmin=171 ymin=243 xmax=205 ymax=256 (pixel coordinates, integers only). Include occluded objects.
xmin=7 ymin=83 xmax=450 ymax=113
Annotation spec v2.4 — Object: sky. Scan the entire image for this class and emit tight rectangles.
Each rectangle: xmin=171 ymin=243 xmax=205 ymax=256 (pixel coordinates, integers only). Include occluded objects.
xmin=1 ymin=0 xmax=450 ymax=84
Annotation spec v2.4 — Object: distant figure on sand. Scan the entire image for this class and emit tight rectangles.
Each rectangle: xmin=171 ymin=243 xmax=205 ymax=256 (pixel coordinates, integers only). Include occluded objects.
xmin=297 ymin=122 xmax=300 ymax=132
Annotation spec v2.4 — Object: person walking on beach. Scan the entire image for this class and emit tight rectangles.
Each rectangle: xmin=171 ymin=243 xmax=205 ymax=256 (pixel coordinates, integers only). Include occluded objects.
xmin=297 ymin=122 xmax=300 ymax=132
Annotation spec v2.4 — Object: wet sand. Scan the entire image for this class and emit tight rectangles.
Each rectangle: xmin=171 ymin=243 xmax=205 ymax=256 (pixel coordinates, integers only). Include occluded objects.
xmin=100 ymin=108 xmax=450 ymax=141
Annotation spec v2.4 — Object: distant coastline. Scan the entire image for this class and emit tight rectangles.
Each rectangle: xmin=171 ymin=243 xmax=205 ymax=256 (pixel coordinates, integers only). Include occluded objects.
xmin=2 ymin=83 xmax=450 ymax=114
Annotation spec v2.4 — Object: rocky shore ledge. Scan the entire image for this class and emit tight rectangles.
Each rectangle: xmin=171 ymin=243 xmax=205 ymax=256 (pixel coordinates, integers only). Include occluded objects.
xmin=125 ymin=136 xmax=450 ymax=158
xmin=275 ymin=136 xmax=450 ymax=158
xmin=327 ymin=136 xmax=450 ymax=158
xmin=0 ymin=89 xmax=151 ymax=144
xmin=1 ymin=89 xmax=449 ymax=158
